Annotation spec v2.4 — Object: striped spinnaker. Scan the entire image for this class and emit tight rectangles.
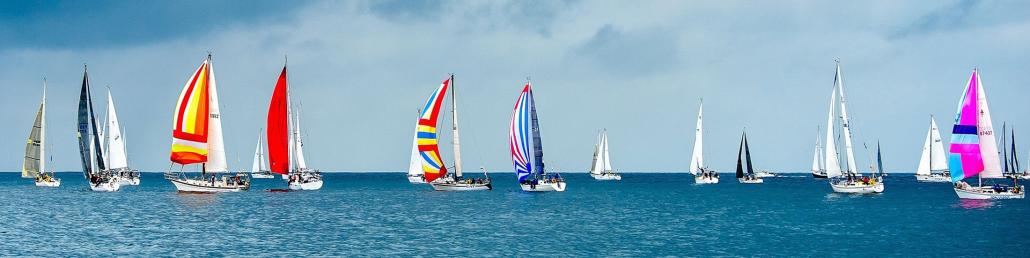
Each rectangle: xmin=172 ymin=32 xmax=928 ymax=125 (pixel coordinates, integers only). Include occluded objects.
xmin=170 ymin=59 xmax=211 ymax=165
xmin=417 ymin=79 xmax=449 ymax=183
xmin=949 ymin=70 xmax=982 ymax=182
xmin=509 ymin=84 xmax=533 ymax=182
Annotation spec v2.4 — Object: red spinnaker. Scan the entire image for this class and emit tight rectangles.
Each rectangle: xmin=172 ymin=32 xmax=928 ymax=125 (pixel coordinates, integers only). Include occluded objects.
xmin=267 ymin=66 xmax=290 ymax=175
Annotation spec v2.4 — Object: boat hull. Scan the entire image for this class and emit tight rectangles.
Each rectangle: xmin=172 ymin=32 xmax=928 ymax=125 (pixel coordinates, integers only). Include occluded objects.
xmin=754 ymin=171 xmax=776 ymax=178
xmin=830 ymin=181 xmax=884 ymax=194
xmin=694 ymin=175 xmax=719 ymax=184
xmin=35 ymin=179 xmax=60 ymax=187
xmin=288 ymin=179 xmax=324 ymax=190
xmin=251 ymin=173 xmax=275 ymax=179
xmin=520 ymin=181 xmax=566 ymax=192
xmin=590 ymin=173 xmax=622 ymax=181
xmin=90 ymin=181 xmax=121 ymax=192
xmin=812 ymin=171 xmax=828 ymax=178
xmin=738 ymin=178 xmax=764 ymax=184
xmin=116 ymin=176 xmax=140 ymax=186
xmin=430 ymin=181 xmax=492 ymax=191
xmin=954 ymin=186 xmax=1025 ymax=199
xmin=915 ymin=174 xmax=950 ymax=182
xmin=407 ymin=174 xmax=426 ymax=184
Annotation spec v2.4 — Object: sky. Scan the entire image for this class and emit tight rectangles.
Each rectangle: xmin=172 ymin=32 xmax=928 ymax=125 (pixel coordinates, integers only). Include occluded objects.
xmin=1 ymin=0 xmax=1029 ymax=173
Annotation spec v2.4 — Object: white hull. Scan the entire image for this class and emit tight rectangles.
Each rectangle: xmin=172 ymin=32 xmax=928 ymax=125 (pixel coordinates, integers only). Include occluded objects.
xmin=289 ymin=179 xmax=323 ymax=190
xmin=407 ymin=174 xmax=426 ymax=184
xmin=90 ymin=181 xmax=121 ymax=192
xmin=430 ymin=180 xmax=492 ymax=191
xmin=590 ymin=173 xmax=621 ymax=181
xmin=35 ymin=179 xmax=60 ymax=187
xmin=251 ymin=173 xmax=275 ymax=179
xmin=694 ymin=175 xmax=719 ymax=184
xmin=738 ymin=178 xmax=764 ymax=184
xmin=915 ymin=174 xmax=950 ymax=182
xmin=116 ymin=176 xmax=140 ymax=186
xmin=167 ymin=175 xmax=249 ymax=193
xmin=754 ymin=171 xmax=776 ymax=178
xmin=954 ymin=185 xmax=1024 ymax=199
xmin=830 ymin=181 xmax=884 ymax=194
xmin=521 ymin=181 xmax=566 ymax=192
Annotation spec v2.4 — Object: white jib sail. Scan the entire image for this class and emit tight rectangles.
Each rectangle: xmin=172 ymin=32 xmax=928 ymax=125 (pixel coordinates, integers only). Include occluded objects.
xmin=205 ymin=61 xmax=228 ymax=173
xmin=252 ymin=137 xmax=263 ymax=172
xmin=825 ymin=87 xmax=843 ymax=178
xmin=105 ymin=91 xmax=128 ymax=169
xmin=975 ymin=73 xmax=1002 ymax=178
xmin=602 ymin=131 xmax=613 ymax=172
xmin=835 ymin=64 xmax=858 ymax=176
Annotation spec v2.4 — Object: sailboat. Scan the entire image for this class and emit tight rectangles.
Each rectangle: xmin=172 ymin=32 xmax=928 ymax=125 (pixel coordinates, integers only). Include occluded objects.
xmin=811 ymin=127 xmax=827 ymax=178
xmin=589 ymin=129 xmax=621 ymax=180
xmin=510 ymin=82 xmax=565 ymax=192
xmin=406 ymin=110 xmax=426 ymax=183
xmin=164 ymin=54 xmax=251 ymax=193
xmin=689 ymin=101 xmax=718 ymax=184
xmin=77 ymin=67 xmax=120 ymax=192
xmin=736 ymin=131 xmax=763 ymax=184
xmin=102 ymin=89 xmax=140 ymax=186
xmin=267 ymin=62 xmax=323 ymax=191
xmin=915 ymin=116 xmax=950 ymax=182
xmin=250 ymin=131 xmax=274 ymax=179
xmin=24 ymin=80 xmax=59 ymax=187
xmin=823 ymin=61 xmax=883 ymax=194
xmin=415 ymin=75 xmax=492 ymax=191
xmin=949 ymin=68 xmax=1022 ymax=199
xmin=1001 ymin=125 xmax=1028 ymax=179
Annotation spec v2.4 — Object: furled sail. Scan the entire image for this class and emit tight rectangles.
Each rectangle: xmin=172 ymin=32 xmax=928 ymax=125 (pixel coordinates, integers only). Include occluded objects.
xmin=22 ymin=83 xmax=46 ymax=178
xmin=417 ymin=79 xmax=450 ymax=183
xmin=509 ymin=84 xmax=533 ymax=182
xmin=170 ymin=58 xmax=212 ymax=165
xmin=267 ymin=66 xmax=290 ymax=175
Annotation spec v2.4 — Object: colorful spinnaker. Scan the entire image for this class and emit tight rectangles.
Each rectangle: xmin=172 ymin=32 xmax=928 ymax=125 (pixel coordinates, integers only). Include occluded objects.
xmin=416 ymin=79 xmax=450 ymax=183
xmin=509 ymin=83 xmax=536 ymax=182
xmin=170 ymin=58 xmax=212 ymax=165
xmin=267 ymin=66 xmax=290 ymax=175
xmin=949 ymin=69 xmax=1002 ymax=182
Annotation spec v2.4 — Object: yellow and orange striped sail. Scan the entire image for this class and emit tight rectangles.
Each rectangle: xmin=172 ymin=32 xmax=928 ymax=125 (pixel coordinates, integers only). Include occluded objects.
xmin=170 ymin=58 xmax=211 ymax=165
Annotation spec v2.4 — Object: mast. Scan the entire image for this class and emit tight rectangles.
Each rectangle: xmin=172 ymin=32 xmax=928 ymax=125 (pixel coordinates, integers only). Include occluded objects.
xmin=1003 ymin=123 xmax=1009 ymax=173
xmin=40 ymin=80 xmax=46 ymax=176
xmin=450 ymin=74 xmax=463 ymax=178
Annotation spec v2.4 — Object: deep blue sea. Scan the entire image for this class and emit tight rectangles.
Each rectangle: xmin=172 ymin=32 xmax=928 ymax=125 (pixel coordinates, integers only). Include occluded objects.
xmin=1 ymin=172 xmax=1027 ymax=257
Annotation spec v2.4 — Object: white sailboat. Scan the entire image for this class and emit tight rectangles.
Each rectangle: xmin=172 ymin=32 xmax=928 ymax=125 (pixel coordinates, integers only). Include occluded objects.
xmin=165 ymin=55 xmax=251 ymax=193
xmin=24 ymin=80 xmax=59 ymax=187
xmin=102 ymin=90 xmax=140 ymax=186
xmin=266 ymin=63 xmax=323 ymax=191
xmin=811 ymin=127 xmax=827 ymax=178
xmin=250 ymin=132 xmax=274 ymax=179
xmin=824 ymin=61 xmax=883 ymax=194
xmin=949 ymin=68 xmax=1022 ymax=199
xmin=915 ymin=116 xmax=950 ymax=182
xmin=1001 ymin=125 xmax=1028 ymax=179
xmin=689 ymin=101 xmax=718 ymax=184
xmin=426 ymin=75 xmax=492 ymax=191
xmin=589 ymin=129 xmax=621 ymax=181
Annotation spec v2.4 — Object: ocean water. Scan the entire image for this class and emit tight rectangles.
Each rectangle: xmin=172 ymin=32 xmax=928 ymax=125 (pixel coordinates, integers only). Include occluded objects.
xmin=1 ymin=172 xmax=1027 ymax=257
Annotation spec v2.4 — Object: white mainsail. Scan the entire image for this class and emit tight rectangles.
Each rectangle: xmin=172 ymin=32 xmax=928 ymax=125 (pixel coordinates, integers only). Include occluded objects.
xmin=602 ymin=131 xmax=613 ymax=172
xmin=689 ymin=102 xmax=704 ymax=175
xmin=824 ymin=87 xmax=843 ymax=178
xmin=252 ymin=135 xmax=265 ymax=172
xmin=205 ymin=62 xmax=228 ymax=172
xmin=974 ymin=72 xmax=1003 ymax=178
xmin=22 ymin=82 xmax=46 ymax=179
xmin=916 ymin=117 xmax=948 ymax=175
xmin=293 ymin=109 xmax=308 ymax=170
xmin=835 ymin=64 xmax=858 ymax=175
xmin=104 ymin=90 xmax=128 ymax=169
xmin=450 ymin=76 xmax=463 ymax=178
xmin=811 ymin=133 xmax=821 ymax=173
xmin=407 ymin=132 xmax=422 ymax=177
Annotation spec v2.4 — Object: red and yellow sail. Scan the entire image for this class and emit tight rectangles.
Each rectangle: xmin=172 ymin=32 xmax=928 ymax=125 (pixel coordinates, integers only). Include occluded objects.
xmin=417 ymin=79 xmax=449 ymax=182
xmin=170 ymin=58 xmax=211 ymax=164
xmin=267 ymin=66 xmax=290 ymax=175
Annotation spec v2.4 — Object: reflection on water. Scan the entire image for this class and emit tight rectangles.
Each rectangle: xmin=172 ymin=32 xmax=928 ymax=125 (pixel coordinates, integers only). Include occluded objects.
xmin=955 ymin=199 xmax=995 ymax=209
xmin=173 ymin=192 xmax=220 ymax=208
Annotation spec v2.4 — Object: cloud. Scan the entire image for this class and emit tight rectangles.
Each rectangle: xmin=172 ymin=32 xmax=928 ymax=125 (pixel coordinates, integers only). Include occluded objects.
xmin=568 ymin=24 xmax=681 ymax=78
xmin=888 ymin=0 xmax=980 ymax=40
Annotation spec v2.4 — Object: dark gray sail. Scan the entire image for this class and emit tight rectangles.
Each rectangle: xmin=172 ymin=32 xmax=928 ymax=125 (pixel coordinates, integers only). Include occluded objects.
xmin=744 ymin=133 xmax=754 ymax=176
xmin=735 ymin=133 xmax=744 ymax=179
xmin=77 ymin=69 xmax=93 ymax=179
xmin=528 ymin=87 xmax=545 ymax=177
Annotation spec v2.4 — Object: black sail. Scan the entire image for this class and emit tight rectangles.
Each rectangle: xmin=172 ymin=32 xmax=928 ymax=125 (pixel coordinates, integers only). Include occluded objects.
xmin=76 ymin=69 xmax=93 ymax=179
xmin=735 ymin=133 xmax=744 ymax=179
xmin=744 ymin=133 xmax=754 ymax=176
